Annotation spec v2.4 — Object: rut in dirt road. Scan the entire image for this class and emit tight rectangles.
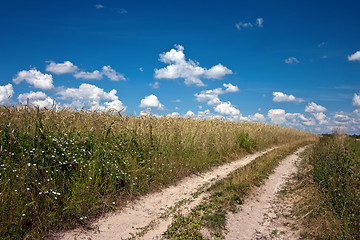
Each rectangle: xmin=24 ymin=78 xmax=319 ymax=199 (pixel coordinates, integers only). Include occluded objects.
xmin=59 ymin=147 xmax=277 ymax=240
xmin=225 ymin=146 xmax=307 ymax=240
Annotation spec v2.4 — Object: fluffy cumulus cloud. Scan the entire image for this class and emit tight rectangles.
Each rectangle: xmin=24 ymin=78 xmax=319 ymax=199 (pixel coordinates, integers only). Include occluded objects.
xmin=272 ymin=92 xmax=304 ymax=103
xmin=167 ymin=112 xmax=180 ymax=118
xmin=0 ymin=84 xmax=14 ymax=104
xmin=353 ymin=92 xmax=360 ymax=107
xmin=13 ymin=68 xmax=54 ymax=90
xmin=139 ymin=94 xmax=164 ymax=110
xmin=185 ymin=110 xmax=195 ymax=117
xmin=214 ymin=101 xmax=240 ymax=116
xmin=154 ymin=45 xmax=232 ymax=86
xmin=305 ymin=102 xmax=327 ymax=113
xmin=312 ymin=112 xmax=328 ymax=125
xmin=267 ymin=109 xmax=317 ymax=128
xmin=74 ymin=70 xmax=103 ymax=80
xmin=247 ymin=113 xmax=266 ymax=122
xmin=46 ymin=61 xmax=78 ymax=74
xmin=102 ymin=66 xmax=126 ymax=81
xmin=195 ymin=83 xmax=239 ymax=106
xmin=268 ymin=109 xmax=286 ymax=124
xmin=46 ymin=61 xmax=125 ymax=81
xmin=18 ymin=91 xmax=54 ymax=108
xmin=348 ymin=50 xmax=360 ymax=61
xmin=284 ymin=57 xmax=299 ymax=64
xmin=58 ymin=83 xmax=126 ymax=111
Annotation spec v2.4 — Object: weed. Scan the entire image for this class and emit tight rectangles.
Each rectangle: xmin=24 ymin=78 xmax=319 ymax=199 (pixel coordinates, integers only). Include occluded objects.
xmin=0 ymin=105 xmax=315 ymax=239
xmin=306 ymin=133 xmax=360 ymax=238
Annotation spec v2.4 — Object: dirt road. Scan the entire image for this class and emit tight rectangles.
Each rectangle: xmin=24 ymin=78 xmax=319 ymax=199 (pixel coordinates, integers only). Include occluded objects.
xmin=59 ymin=148 xmax=277 ymax=240
xmin=225 ymin=147 xmax=306 ymax=240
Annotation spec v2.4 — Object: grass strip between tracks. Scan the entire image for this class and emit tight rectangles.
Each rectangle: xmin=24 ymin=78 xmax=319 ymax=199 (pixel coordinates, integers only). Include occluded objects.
xmin=163 ymin=138 xmax=314 ymax=239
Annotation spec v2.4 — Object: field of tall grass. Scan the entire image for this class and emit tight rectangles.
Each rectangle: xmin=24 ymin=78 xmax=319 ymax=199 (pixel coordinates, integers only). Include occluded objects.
xmin=308 ymin=133 xmax=360 ymax=238
xmin=0 ymin=105 xmax=315 ymax=239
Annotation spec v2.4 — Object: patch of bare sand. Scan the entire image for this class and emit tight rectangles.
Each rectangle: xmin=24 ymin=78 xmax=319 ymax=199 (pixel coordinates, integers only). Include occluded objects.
xmin=225 ymin=147 xmax=307 ymax=240
xmin=58 ymin=148 xmax=276 ymax=240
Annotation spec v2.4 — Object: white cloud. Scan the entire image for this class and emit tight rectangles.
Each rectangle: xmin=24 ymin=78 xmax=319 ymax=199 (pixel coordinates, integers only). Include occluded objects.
xmin=13 ymin=68 xmax=54 ymax=90
xmin=268 ymin=109 xmax=286 ymax=124
xmin=312 ymin=112 xmax=328 ymax=125
xmin=139 ymin=94 xmax=164 ymax=110
xmin=58 ymin=83 xmax=126 ymax=111
xmin=235 ymin=21 xmax=253 ymax=30
xmin=353 ymin=92 xmax=360 ymax=107
xmin=46 ymin=61 xmax=78 ymax=74
xmin=140 ymin=110 xmax=150 ymax=116
xmin=222 ymin=83 xmax=239 ymax=93
xmin=253 ymin=113 xmax=265 ymax=121
xmin=103 ymin=99 xmax=126 ymax=111
xmin=18 ymin=91 xmax=47 ymax=102
xmin=197 ymin=109 xmax=211 ymax=118
xmin=195 ymin=83 xmax=239 ymax=106
xmin=305 ymin=102 xmax=327 ymax=113
xmin=172 ymin=99 xmax=181 ymax=103
xmin=72 ymin=65 xmax=125 ymax=81
xmin=0 ymin=84 xmax=14 ymax=104
xmin=139 ymin=67 xmax=144 ymax=72
xmin=284 ymin=57 xmax=299 ymax=64
xmin=272 ymin=92 xmax=304 ymax=103
xmin=256 ymin=18 xmax=264 ymax=27
xmin=214 ymin=101 xmax=240 ymax=116
xmin=247 ymin=112 xmax=266 ymax=122
xmin=95 ymin=4 xmax=104 ymax=8
xmin=18 ymin=91 xmax=54 ymax=108
xmin=149 ymin=81 xmax=160 ymax=89
xmin=154 ymin=45 xmax=232 ymax=86
xmin=348 ymin=50 xmax=360 ymax=61
xmin=185 ymin=110 xmax=195 ymax=117
xmin=167 ymin=112 xmax=179 ymax=118
xmin=236 ymin=18 xmax=263 ymax=30
xmin=74 ymin=70 xmax=103 ymax=80
xmin=102 ymin=65 xmax=126 ymax=81
xmin=204 ymin=64 xmax=233 ymax=79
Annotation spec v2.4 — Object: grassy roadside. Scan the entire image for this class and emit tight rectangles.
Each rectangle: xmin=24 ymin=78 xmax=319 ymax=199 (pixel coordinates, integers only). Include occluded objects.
xmin=0 ymin=106 xmax=315 ymax=239
xmin=290 ymin=134 xmax=360 ymax=239
xmin=163 ymin=138 xmax=315 ymax=239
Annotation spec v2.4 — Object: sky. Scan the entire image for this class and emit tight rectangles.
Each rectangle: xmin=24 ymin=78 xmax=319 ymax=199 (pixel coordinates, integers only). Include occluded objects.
xmin=1 ymin=0 xmax=360 ymax=134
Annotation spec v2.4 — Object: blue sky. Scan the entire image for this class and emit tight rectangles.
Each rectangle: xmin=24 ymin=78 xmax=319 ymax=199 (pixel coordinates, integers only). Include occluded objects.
xmin=1 ymin=0 xmax=360 ymax=134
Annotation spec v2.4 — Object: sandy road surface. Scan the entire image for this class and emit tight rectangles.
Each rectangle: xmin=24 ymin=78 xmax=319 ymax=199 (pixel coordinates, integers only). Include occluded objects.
xmin=225 ymin=146 xmax=307 ymax=240
xmin=58 ymin=147 xmax=277 ymax=240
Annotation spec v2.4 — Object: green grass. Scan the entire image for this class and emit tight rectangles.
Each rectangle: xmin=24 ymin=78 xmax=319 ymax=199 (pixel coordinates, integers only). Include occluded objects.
xmin=0 ymin=105 xmax=315 ymax=239
xmin=307 ymin=133 xmax=360 ymax=238
xmin=163 ymin=139 xmax=314 ymax=239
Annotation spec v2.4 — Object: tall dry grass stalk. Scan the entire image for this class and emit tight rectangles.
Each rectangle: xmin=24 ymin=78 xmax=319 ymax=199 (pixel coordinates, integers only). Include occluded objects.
xmin=0 ymin=105 xmax=316 ymax=239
